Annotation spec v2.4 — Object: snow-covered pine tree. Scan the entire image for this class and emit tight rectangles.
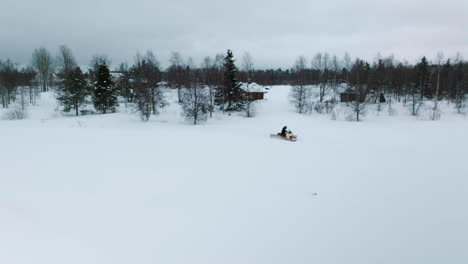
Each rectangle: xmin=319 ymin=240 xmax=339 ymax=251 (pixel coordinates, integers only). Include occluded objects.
xmin=57 ymin=67 xmax=88 ymax=115
xmin=417 ymin=57 xmax=430 ymax=100
xmin=215 ymin=49 xmax=245 ymax=112
xmin=93 ymin=64 xmax=118 ymax=114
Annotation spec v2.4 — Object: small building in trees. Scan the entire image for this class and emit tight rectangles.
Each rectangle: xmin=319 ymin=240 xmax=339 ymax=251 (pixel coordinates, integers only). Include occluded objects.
xmin=340 ymin=88 xmax=366 ymax=103
xmin=239 ymin=82 xmax=268 ymax=101
xmin=379 ymin=93 xmax=386 ymax=103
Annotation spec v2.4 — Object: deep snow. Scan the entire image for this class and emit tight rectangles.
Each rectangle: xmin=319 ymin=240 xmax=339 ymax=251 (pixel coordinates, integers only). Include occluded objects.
xmin=1 ymin=86 xmax=467 ymax=264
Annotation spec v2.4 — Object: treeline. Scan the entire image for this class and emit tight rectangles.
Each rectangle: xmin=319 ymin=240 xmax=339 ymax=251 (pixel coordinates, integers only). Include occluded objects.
xmin=288 ymin=52 xmax=468 ymax=120
xmin=0 ymin=46 xmax=249 ymax=123
xmin=1 ymin=46 xmax=467 ymax=122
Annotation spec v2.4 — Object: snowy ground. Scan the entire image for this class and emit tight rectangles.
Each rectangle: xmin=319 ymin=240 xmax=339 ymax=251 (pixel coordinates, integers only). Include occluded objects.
xmin=1 ymin=86 xmax=468 ymax=264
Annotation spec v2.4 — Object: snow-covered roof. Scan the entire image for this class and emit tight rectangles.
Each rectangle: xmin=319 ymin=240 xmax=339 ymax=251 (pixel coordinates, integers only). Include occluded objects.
xmin=110 ymin=72 xmax=123 ymax=78
xmin=336 ymin=83 xmax=349 ymax=93
xmin=342 ymin=87 xmax=355 ymax=94
xmin=239 ymin=82 xmax=267 ymax=93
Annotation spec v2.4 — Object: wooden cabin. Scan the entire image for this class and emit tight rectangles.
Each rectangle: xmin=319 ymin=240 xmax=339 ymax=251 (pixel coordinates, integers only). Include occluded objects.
xmin=240 ymin=82 xmax=268 ymax=101
xmin=340 ymin=88 xmax=365 ymax=103
xmin=247 ymin=91 xmax=266 ymax=101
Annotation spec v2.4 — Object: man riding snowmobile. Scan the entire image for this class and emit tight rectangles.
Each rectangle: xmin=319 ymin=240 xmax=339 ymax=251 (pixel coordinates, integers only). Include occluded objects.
xmin=281 ymin=126 xmax=288 ymax=137
xmin=271 ymin=126 xmax=297 ymax=142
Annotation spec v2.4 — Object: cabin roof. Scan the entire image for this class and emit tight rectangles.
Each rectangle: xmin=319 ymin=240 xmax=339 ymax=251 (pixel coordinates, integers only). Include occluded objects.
xmin=239 ymin=82 xmax=268 ymax=93
xmin=341 ymin=88 xmax=356 ymax=94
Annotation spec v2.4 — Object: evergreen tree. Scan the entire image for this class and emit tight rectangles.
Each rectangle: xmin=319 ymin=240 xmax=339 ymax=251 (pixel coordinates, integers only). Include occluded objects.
xmin=93 ymin=64 xmax=118 ymax=114
xmin=57 ymin=67 xmax=88 ymax=116
xmin=441 ymin=59 xmax=455 ymax=99
xmin=416 ymin=57 xmax=430 ymax=99
xmin=215 ymin=49 xmax=245 ymax=111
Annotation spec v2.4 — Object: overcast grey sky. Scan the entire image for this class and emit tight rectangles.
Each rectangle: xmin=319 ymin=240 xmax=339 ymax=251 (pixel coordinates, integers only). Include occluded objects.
xmin=1 ymin=0 xmax=467 ymax=69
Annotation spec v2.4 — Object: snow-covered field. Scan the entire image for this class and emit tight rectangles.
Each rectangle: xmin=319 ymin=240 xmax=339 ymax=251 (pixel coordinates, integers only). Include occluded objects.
xmin=1 ymin=86 xmax=467 ymax=264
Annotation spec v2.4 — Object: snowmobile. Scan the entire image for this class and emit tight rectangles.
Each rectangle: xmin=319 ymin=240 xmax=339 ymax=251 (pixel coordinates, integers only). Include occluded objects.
xmin=270 ymin=130 xmax=297 ymax=142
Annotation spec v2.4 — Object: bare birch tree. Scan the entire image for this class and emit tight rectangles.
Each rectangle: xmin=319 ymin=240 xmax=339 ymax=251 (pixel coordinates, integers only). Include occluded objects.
xmin=312 ymin=52 xmax=330 ymax=102
xmin=56 ymin=45 xmax=77 ymax=75
xmin=331 ymin=54 xmax=341 ymax=102
xmin=348 ymin=59 xmax=370 ymax=122
xmin=181 ymin=86 xmax=209 ymax=125
xmin=343 ymin=52 xmax=352 ymax=89
xmin=168 ymin=51 xmax=185 ymax=103
xmin=241 ymin=52 xmax=256 ymax=117
xmin=32 ymin=47 xmax=54 ymax=92
xmin=432 ymin=52 xmax=444 ymax=120
xmin=181 ymin=62 xmax=209 ymax=124
xmin=290 ymin=56 xmax=311 ymax=113
xmin=201 ymin=56 xmax=216 ymax=117
xmin=131 ymin=51 xmax=165 ymax=121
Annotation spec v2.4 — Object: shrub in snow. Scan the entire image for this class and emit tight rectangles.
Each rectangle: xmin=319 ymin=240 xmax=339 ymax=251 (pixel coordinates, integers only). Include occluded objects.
xmin=245 ymin=101 xmax=256 ymax=117
xmin=326 ymin=101 xmax=335 ymax=114
xmin=331 ymin=103 xmax=355 ymax=121
xmin=347 ymin=98 xmax=367 ymax=122
xmin=387 ymin=104 xmax=397 ymax=116
xmin=181 ymin=87 xmax=209 ymax=125
xmin=418 ymin=104 xmax=441 ymax=120
xmin=313 ymin=101 xmax=334 ymax=114
xmin=406 ymin=97 xmax=423 ymax=116
xmin=457 ymin=102 xmax=467 ymax=115
xmin=132 ymin=86 xmax=166 ymax=121
xmin=2 ymin=105 xmax=28 ymax=120
xmin=133 ymin=92 xmax=152 ymax=121
xmin=289 ymin=85 xmax=312 ymax=114
xmin=313 ymin=102 xmax=326 ymax=114
xmin=432 ymin=109 xmax=442 ymax=120
xmin=430 ymin=101 xmax=442 ymax=120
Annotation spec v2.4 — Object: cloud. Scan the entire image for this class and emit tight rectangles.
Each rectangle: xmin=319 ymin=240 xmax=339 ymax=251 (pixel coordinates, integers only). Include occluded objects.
xmin=1 ymin=0 xmax=467 ymax=69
